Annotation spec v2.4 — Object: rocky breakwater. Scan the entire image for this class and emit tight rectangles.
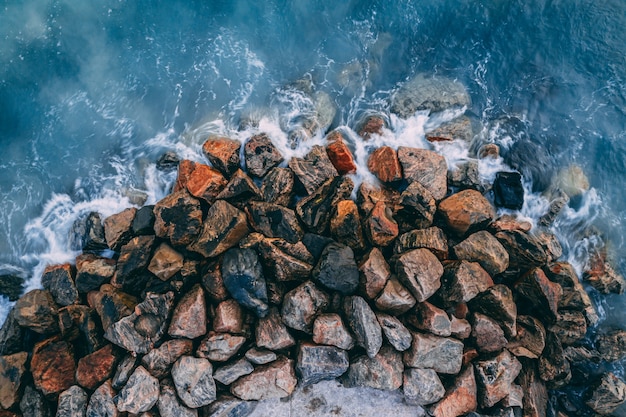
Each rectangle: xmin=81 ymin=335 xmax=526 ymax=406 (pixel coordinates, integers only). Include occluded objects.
xmin=2 ymin=76 xmax=626 ymax=417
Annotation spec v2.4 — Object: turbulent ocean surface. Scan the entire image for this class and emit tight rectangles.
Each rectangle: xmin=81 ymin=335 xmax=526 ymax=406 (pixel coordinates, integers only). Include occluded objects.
xmin=1 ymin=0 xmax=626 ymax=413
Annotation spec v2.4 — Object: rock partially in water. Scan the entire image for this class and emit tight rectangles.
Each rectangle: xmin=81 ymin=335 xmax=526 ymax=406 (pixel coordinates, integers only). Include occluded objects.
xmin=549 ymin=310 xmax=587 ymax=346
xmin=403 ymin=368 xmax=445 ymax=406
xmin=343 ymin=296 xmax=383 ymax=358
xmin=104 ymin=207 xmax=136 ymax=252
xmin=596 ymin=329 xmax=626 ymax=362
xmin=0 ymin=274 xmax=24 ymax=302
xmin=583 ymin=252 xmax=626 ymax=295
xmin=171 ymin=356 xmax=217 ymax=408
xmin=289 ymin=145 xmax=338 ymax=195
xmin=344 ymin=345 xmax=403 ymax=391
xmin=57 ymin=385 xmax=88 ymax=417
xmin=221 ymin=248 xmax=268 ymax=318
xmin=14 ymin=289 xmax=59 ymax=335
xmin=493 ymin=171 xmax=524 ymax=210
xmin=326 ymin=133 xmax=357 ymax=175
xmin=157 ymin=151 xmax=180 ymax=172
xmin=203 ymin=136 xmax=242 ymax=178
xmin=586 ymin=372 xmax=626 ymax=415
xmin=550 ymin=164 xmax=590 ymax=198
xmin=190 ymin=200 xmax=249 ymax=258
xmin=296 ymin=342 xmax=349 ymax=386
xmin=391 ymin=74 xmax=471 ymax=118
xmin=0 ymin=309 xmax=25 ymax=355
xmin=230 ymin=357 xmax=297 ymax=401
xmin=69 ymin=211 xmax=107 ymax=252
xmin=0 ymin=351 xmax=28 ymax=410
xmin=439 ymin=189 xmax=495 ymax=236
xmin=357 ymin=114 xmax=386 ymax=139
xmin=397 ymin=147 xmax=447 ymax=200
xmin=117 ymin=366 xmax=160 ymax=414
xmin=495 ymin=230 xmax=548 ymax=271
xmin=40 ymin=264 xmax=79 ymax=310
xmin=426 ymin=115 xmax=474 ymax=143
xmin=367 ymin=146 xmax=402 ymax=183
xmin=75 ymin=254 xmax=116 ymax=294
xmin=448 ymin=160 xmax=483 ymax=192
xmin=244 ymin=133 xmax=284 ymax=178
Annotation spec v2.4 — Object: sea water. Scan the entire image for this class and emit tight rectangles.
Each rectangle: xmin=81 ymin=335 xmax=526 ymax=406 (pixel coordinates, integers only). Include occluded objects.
xmin=1 ymin=0 xmax=625 ymax=413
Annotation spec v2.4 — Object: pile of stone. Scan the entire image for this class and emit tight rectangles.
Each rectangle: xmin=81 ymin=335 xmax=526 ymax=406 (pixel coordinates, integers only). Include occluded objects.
xmin=1 ymin=75 xmax=626 ymax=417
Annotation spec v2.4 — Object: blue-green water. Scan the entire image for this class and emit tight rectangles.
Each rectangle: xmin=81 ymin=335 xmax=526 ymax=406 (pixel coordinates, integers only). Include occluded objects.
xmin=1 ymin=0 xmax=626 ymax=412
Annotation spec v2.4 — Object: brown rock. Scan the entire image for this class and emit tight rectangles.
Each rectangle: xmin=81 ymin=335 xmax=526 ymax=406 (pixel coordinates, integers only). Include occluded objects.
xmin=202 ymin=136 xmax=241 ymax=177
xmin=117 ymin=366 xmax=160 ymax=414
xmin=153 ymin=190 xmax=203 ymax=247
xmin=197 ymin=332 xmax=246 ymax=362
xmin=14 ymin=289 xmax=59 ymax=335
xmin=518 ymin=360 xmax=548 ymax=417
xmin=549 ymin=311 xmax=587 ymax=345
xmin=312 ymin=313 xmax=355 ymax=350
xmin=538 ymin=332 xmax=571 ymax=389
xmin=468 ymin=284 xmax=517 ymax=338
xmin=141 ymin=339 xmax=193 ymax=379
xmin=364 ymin=201 xmax=399 ymax=247
xmin=514 ymin=267 xmax=563 ymax=324
xmin=255 ymin=236 xmax=314 ymax=282
xmin=374 ymin=276 xmax=417 ymax=315
xmin=358 ymin=247 xmax=391 ymax=299
xmin=356 ymin=182 xmax=401 ymax=218
xmin=343 ymin=296 xmax=383 ymax=358
xmin=260 ymin=167 xmax=294 ymax=206
xmin=104 ymin=207 xmax=136 ymax=251
xmin=408 ymin=302 xmax=451 ymax=337
xmin=397 ymin=147 xmax=447 ymax=200
xmin=495 ymin=230 xmax=549 ymax=270
xmin=439 ymin=189 xmax=495 ymax=236
xmin=111 ymin=235 xmax=155 ymax=293
xmin=536 ymin=230 xmax=563 ymax=262
xmin=463 ymin=348 xmax=479 ymax=367
xmin=377 ymin=313 xmax=412 ymax=351
xmin=478 ymin=143 xmax=500 ymax=159
xmin=586 ymin=372 xmax=626 ymax=415
xmin=255 ymin=308 xmax=295 ymax=351
xmin=344 ymin=346 xmax=403 ymax=391
xmin=201 ymin=261 xmax=229 ymax=303
xmin=41 ymin=263 xmax=78 ymax=307
xmin=296 ymin=176 xmax=354 ymax=234
xmin=244 ymin=133 xmax=284 ymax=178
xmin=394 ymin=227 xmax=448 ymax=260
xmin=507 ymin=315 xmax=546 ymax=359
xmin=185 ymin=162 xmax=228 ymax=203
xmin=75 ymin=254 xmax=116 ymax=293
xmin=0 ymin=352 xmax=28 ymax=409
xmin=57 ymin=304 xmax=105 ymax=356
xmin=450 ymin=316 xmax=471 ymax=340
xmin=583 ymin=252 xmax=626 ymax=294
xmin=214 ymin=300 xmax=244 ymax=334
xmin=475 ymin=349 xmax=522 ymax=408
xmin=289 ymin=145 xmax=339 ymax=195
xmin=330 ymin=199 xmax=366 ymax=252
xmin=326 ymin=137 xmax=357 ymax=175
xmin=76 ymin=344 xmax=117 ymax=390
xmin=231 ymin=356 xmax=297 ymax=400
xmin=403 ymin=332 xmax=464 ymax=374
xmin=395 ymin=248 xmax=443 ymax=302
xmin=596 ymin=329 xmax=626 ymax=362
xmin=189 ymin=200 xmax=249 ymax=258
xmin=358 ymin=115 xmax=385 ymax=139
xmin=247 ymin=201 xmax=303 ymax=243
xmin=439 ymin=260 xmax=494 ymax=306
xmin=174 ymin=159 xmax=196 ymax=192
xmin=471 ymin=312 xmax=508 ymax=353
xmin=216 ymin=169 xmax=262 ymax=207
xmin=148 ymin=242 xmax=183 ymax=281
xmin=453 ymin=231 xmax=509 ymax=276
xmin=367 ymin=146 xmax=402 ymax=183
xmin=282 ymin=281 xmax=329 ymax=333
xmin=546 ymin=261 xmax=598 ymax=325
xmin=31 ymin=338 xmax=76 ymax=396
xmin=490 ymin=214 xmax=532 ymax=233
xmin=395 ymin=181 xmax=437 ymax=231
xmin=430 ymin=366 xmax=477 ymax=417
xmin=168 ymin=284 xmax=207 ymax=339
xmin=88 ymin=284 xmax=137 ymax=331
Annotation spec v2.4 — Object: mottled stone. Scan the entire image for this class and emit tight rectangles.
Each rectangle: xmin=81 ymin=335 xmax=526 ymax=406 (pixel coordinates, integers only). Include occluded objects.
xmin=538 ymin=332 xmax=571 ymax=389
xmin=471 ymin=312 xmax=508 ymax=353
xmin=117 ymin=366 xmax=160 ymax=414
xmin=312 ymin=313 xmax=355 ymax=350
xmin=430 ymin=366 xmax=477 ymax=417
xmin=260 ymin=167 xmax=294 ymax=206
xmin=475 ymin=349 xmax=522 ymax=408
xmin=245 ymin=348 xmax=277 ymax=365
xmin=41 ymin=264 xmax=78 ymax=307
xmin=0 ymin=351 xmax=28 ymax=409
xmin=549 ymin=310 xmax=587 ymax=345
xmin=148 ymin=243 xmax=183 ymax=281
xmin=450 ymin=316 xmax=471 ymax=340
xmin=104 ymin=207 xmax=136 ymax=251
xmin=586 ymin=372 xmax=626 ymax=415
xmin=201 ymin=261 xmax=229 ymax=303
xmin=507 ymin=315 xmax=546 ymax=359
xmin=75 ymin=254 xmax=116 ymax=294
xmin=31 ymin=338 xmax=76 ymax=396
xmin=69 ymin=211 xmax=107 ymax=252
xmin=153 ymin=190 xmax=203 ymax=247
xmin=197 ymin=332 xmax=246 ymax=362
xmin=88 ymin=284 xmax=136 ymax=332
xmin=408 ymin=302 xmax=451 ymax=337
xmin=377 ymin=313 xmax=412 ymax=351
xmin=14 ymin=289 xmax=59 ymax=335
xmin=297 ymin=342 xmax=349 ymax=385
xmin=395 ymin=181 xmax=437 ymax=231
xmin=282 ymin=281 xmax=329 ymax=333
xmin=213 ymin=359 xmax=254 ymax=386
xmin=514 ymin=267 xmax=563 ymax=324
xmin=57 ymin=385 xmax=88 ymax=417
xmin=141 ymin=338 xmax=193 ymax=378
xmin=394 ymin=227 xmax=448 ymax=260
xmin=344 ymin=346 xmax=403 ymax=390
xmin=439 ymin=190 xmax=495 ymax=236
xmin=596 ymin=330 xmax=626 ymax=362
xmin=221 ymin=248 xmax=268 ymax=318
xmin=397 ymin=147 xmax=447 ymax=200
xmin=468 ymin=284 xmax=517 ymax=338
xmin=203 ymin=136 xmax=241 ymax=177
xmin=439 ymin=260 xmax=493 ymax=306
xmin=356 ymin=182 xmax=401 ymax=218
xmin=247 ymin=201 xmax=303 ymax=243
xmin=230 ymin=357 xmax=297 ymax=400
xmin=313 ymin=242 xmax=359 ymax=295
xmin=168 ymin=284 xmax=207 ymax=339
xmin=244 ymin=133 xmax=284 ymax=178
xmin=158 ymin=378 xmax=198 ymax=417
xmin=453 ymin=231 xmax=509 ymax=277
xmin=171 ymin=356 xmax=217 ymax=408
xmin=254 ymin=236 xmax=314 ymax=282
xmin=496 ymin=230 xmax=549 ymax=270
xmin=374 ymin=276 xmax=417 ymax=315
xmin=255 ymin=308 xmax=295 ymax=351
xmin=583 ymin=252 xmax=626 ymax=295
xmin=395 ymin=248 xmax=443 ymax=302
xmin=214 ymin=300 xmax=244 ymax=334
xmin=112 ymin=355 xmax=138 ymax=389
xmin=295 ymin=176 xmax=354 ymax=235
xmin=190 ymin=200 xmax=249 ymax=258
xmin=344 ymin=296 xmax=383 ymax=358
xmin=403 ymin=368 xmax=445 ymax=406
xmin=490 ymin=214 xmax=532 ymax=233
xmin=76 ymin=344 xmax=117 ymax=390
xmin=205 ymin=396 xmax=258 ymax=417
xmin=358 ymin=248 xmax=391 ymax=299
xmin=0 ymin=309 xmax=24 ymax=356
xmin=368 ymin=146 xmax=402 ymax=183
xmin=111 ymin=235 xmax=155 ymax=293
xmin=185 ymin=162 xmax=228 ymax=203
xmin=86 ymin=380 xmax=118 ymax=417
xmin=288 ymin=145 xmax=338 ymax=195
xmin=403 ymin=332 xmax=463 ymax=374
xmin=330 ymin=199 xmax=366 ymax=252
xmin=19 ymin=385 xmax=50 ymax=417
xmin=392 ymin=74 xmax=470 ymax=117
xmin=216 ymin=169 xmax=263 ymax=207
xmin=364 ymin=201 xmax=399 ymax=247
xmin=518 ymin=360 xmax=548 ymax=417
xmin=132 ymin=205 xmax=156 ymax=236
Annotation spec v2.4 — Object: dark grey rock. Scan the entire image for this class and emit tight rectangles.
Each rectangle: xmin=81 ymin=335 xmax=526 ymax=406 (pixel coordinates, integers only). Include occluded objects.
xmin=132 ymin=205 xmax=156 ymax=235
xmin=116 ymin=366 xmax=159 ymax=414
xmin=20 ymin=384 xmax=51 ymax=417
xmin=296 ymin=342 xmax=349 ymax=385
xmin=14 ymin=289 xmax=59 ymax=335
xmin=295 ymin=176 xmax=354 ymax=234
xmin=41 ymin=264 xmax=78 ymax=307
xmin=403 ymin=368 xmax=445 ymax=406
xmin=56 ymin=385 xmax=88 ymax=417
xmin=221 ymin=248 xmax=268 ymax=318
xmin=214 ymin=359 xmax=254 ymax=386
xmin=0 ymin=308 xmax=25 ymax=355
xmin=281 ymin=281 xmax=329 ymax=333
xmin=0 ymin=274 xmax=24 ymax=301
xmin=261 ymin=167 xmax=294 ymax=206
xmin=495 ymin=230 xmax=548 ymax=270
xmin=343 ymin=296 xmax=383 ymax=358
xmin=493 ymin=171 xmax=524 ymax=210
xmin=158 ymin=378 xmax=198 ymax=417
xmin=538 ymin=332 xmax=571 ymax=389
xmin=86 ymin=380 xmax=117 ymax=417
xmin=313 ymin=242 xmax=359 ymax=295
xmin=112 ymin=354 xmax=138 ymax=390
xmin=244 ymin=133 xmax=284 ymax=178
xmin=596 ymin=330 xmax=626 ymax=362
xmin=247 ymin=201 xmax=303 ymax=243
xmin=75 ymin=254 xmax=116 ymax=294
xmin=245 ymin=348 xmax=277 ymax=365
xmin=206 ymin=396 xmax=258 ymax=417
xmin=69 ymin=211 xmax=107 ymax=252
xmin=157 ymin=151 xmax=180 ymax=171
xmin=112 ymin=235 xmax=156 ymax=294
xmin=288 ymin=145 xmax=339 ymax=195
xmin=377 ymin=313 xmax=412 ymax=352
xmin=586 ymin=372 xmax=626 ymax=415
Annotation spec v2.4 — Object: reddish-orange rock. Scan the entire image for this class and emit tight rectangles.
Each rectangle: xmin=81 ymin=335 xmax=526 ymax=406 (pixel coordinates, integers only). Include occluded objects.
xmin=326 ymin=139 xmax=357 ymax=175
xmin=356 ymin=182 xmax=401 ymax=218
xmin=367 ymin=146 xmax=403 ymax=183
xmin=202 ymin=136 xmax=241 ymax=177
xmin=76 ymin=344 xmax=118 ymax=390
xmin=364 ymin=201 xmax=399 ymax=247
xmin=185 ymin=162 xmax=228 ymax=203
xmin=173 ymin=159 xmax=196 ymax=192
xmin=330 ymin=200 xmax=366 ymax=252
xmin=431 ymin=366 xmax=477 ymax=417
xmin=438 ymin=189 xmax=495 ymax=236
xmin=31 ymin=337 xmax=76 ymax=396
xmin=214 ymin=299 xmax=244 ymax=334
xmin=515 ymin=268 xmax=563 ymax=324
xmin=0 ymin=352 xmax=28 ymax=410
xmin=408 ymin=302 xmax=451 ymax=337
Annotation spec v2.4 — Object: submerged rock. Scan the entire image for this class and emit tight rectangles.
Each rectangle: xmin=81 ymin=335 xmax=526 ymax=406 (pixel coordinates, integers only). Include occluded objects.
xmin=586 ymin=372 xmax=626 ymax=415
xmin=391 ymin=74 xmax=471 ymax=117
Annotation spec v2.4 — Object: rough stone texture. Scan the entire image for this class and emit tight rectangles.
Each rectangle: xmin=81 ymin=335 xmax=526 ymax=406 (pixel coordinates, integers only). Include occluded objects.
xmin=203 ymin=136 xmax=241 ymax=177
xmin=374 ymin=276 xmax=416 ymax=315
xmin=87 ymin=284 xmax=136 ymax=331
xmin=395 ymin=181 xmax=437 ymax=231
xmin=430 ymin=366 xmax=477 ymax=417
xmin=596 ymin=330 xmax=626 ymax=362
xmin=104 ymin=207 xmax=136 ymax=251
xmin=394 ymin=227 xmax=448 ymax=260
xmin=490 ymin=214 xmax=532 ymax=233
xmin=448 ymin=159 xmax=483 ymax=192
xmin=153 ymin=190 xmax=203 ymax=247
xmin=255 ymin=308 xmax=295 ymax=351
xmin=364 ymin=201 xmax=398 ymax=247
xmin=518 ymin=361 xmax=548 ymax=417
xmin=70 ymin=211 xmax=107 ymax=252
xmin=245 ymin=348 xmax=277 ymax=365
xmin=330 ymin=199 xmax=366 ymax=252
xmin=214 ymin=300 xmax=244 ymax=334
xmin=41 ymin=264 xmax=78 ymax=307
xmin=111 ymin=235 xmax=155 ymax=293
xmin=206 ymin=396 xmax=258 ymax=417
xmin=132 ymin=205 xmax=156 ymax=236
xmin=403 ymin=368 xmax=445 ymax=406
xmin=439 ymin=260 xmax=493 ymax=306
xmin=31 ymin=338 xmax=76 ymax=396
xmin=391 ymin=74 xmax=471 ymax=117
xmin=19 ymin=384 xmax=50 ymax=417
xmin=538 ymin=332 xmax=571 ymax=389
xmin=254 ymin=236 xmax=314 ymax=282
xmin=282 ymin=281 xmax=329 ymax=333
xmin=76 ymin=344 xmax=117 ymax=390
xmin=397 ymin=147 xmax=447 ymax=200
xmin=289 ymin=145 xmax=339 ymax=195
xmin=367 ymin=146 xmax=402 ymax=183
xmin=312 ymin=313 xmax=355 ymax=350
xmin=197 ymin=332 xmax=246 ymax=362
xmin=377 ymin=313 xmax=412 ymax=351
xmin=507 ymin=315 xmax=546 ymax=359
xmin=549 ymin=310 xmax=587 ymax=345
xmin=326 ymin=137 xmax=357 ymax=175
xmin=475 ymin=349 xmax=522 ymax=408
xmin=496 ymin=230 xmax=549 ymax=270
xmin=0 ymin=309 xmax=24 ymax=356
xmin=141 ymin=338 xmax=193 ymax=379
xmin=344 ymin=346 xmax=403 ymax=390
xmin=261 ymin=167 xmax=294 ymax=206
xmin=75 ymin=254 xmax=116 ymax=294
xmin=221 ymin=248 xmax=268 ymax=318
xmin=395 ymin=248 xmax=443 ymax=302
xmin=408 ymin=302 xmax=451 ymax=337
xmin=450 ymin=316 xmax=471 ymax=340
xmin=56 ymin=385 xmax=88 ymax=417
xmin=230 ymin=357 xmax=297 ymax=400
xmin=357 ymin=115 xmax=386 ymax=139
xmin=453 ymin=231 xmax=509 ymax=277
xmin=313 ymin=242 xmax=359 ymax=295
xmin=247 ymin=201 xmax=303 ymax=243
xmin=439 ymin=189 xmax=495 ymax=236
xmin=0 ymin=274 xmax=23 ymax=303
xmin=86 ymin=380 xmax=118 ymax=417
xmin=112 ymin=354 xmax=138 ymax=390
xmin=168 ymin=284 xmax=207 ymax=339
xmin=216 ymin=169 xmax=263 ymax=207
xmin=514 ymin=267 xmax=562 ymax=324
xmin=343 ymin=296 xmax=383 ymax=358
xmin=117 ymin=366 xmax=160 ymax=414
xmin=201 ymin=261 xmax=229 ymax=303
xmin=583 ymin=252 xmax=626 ymax=295
xmin=171 ymin=356 xmax=217 ymax=408
xmin=190 ymin=200 xmax=249 ymax=258
xmin=586 ymin=372 xmax=626 ymax=415
xmin=478 ymin=143 xmax=500 ymax=159
xmin=57 ymin=304 xmax=105 ymax=357
xmin=468 ymin=284 xmax=517 ymax=338
xmin=296 ymin=342 xmax=349 ymax=385
xmin=471 ymin=312 xmax=508 ymax=353
xmin=403 ymin=332 xmax=463 ymax=374
xmin=298 ymin=178 xmax=354 ymax=239
xmin=158 ymin=378 xmax=198 ymax=417
xmin=104 ymin=291 xmax=174 ymax=355
xmin=244 ymin=133 xmax=284 ymax=178
xmin=214 ymin=359 xmax=255 ymax=386
xmin=185 ymin=162 xmax=228 ymax=203
xmin=493 ymin=171 xmax=524 ymax=210
xmin=148 ymin=243 xmax=183 ymax=281
xmin=173 ymin=159 xmax=196 ymax=192
xmin=358 ymin=248 xmax=391 ymax=299
xmin=0 ymin=351 xmax=28 ymax=409
xmin=14 ymin=289 xmax=59 ymax=335
xmin=426 ymin=115 xmax=474 ymax=143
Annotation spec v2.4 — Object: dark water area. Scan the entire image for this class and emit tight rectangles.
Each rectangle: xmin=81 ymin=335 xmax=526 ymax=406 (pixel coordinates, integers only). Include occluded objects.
xmin=1 ymin=0 xmax=626 ymax=414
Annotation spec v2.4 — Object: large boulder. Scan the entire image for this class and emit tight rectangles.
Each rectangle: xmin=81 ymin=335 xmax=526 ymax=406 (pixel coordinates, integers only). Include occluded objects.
xmin=344 ymin=346 xmax=403 ymax=390
xmin=41 ymin=264 xmax=78 ymax=306
xmin=397 ymin=147 xmax=447 ymax=200
xmin=75 ymin=254 xmax=116 ymax=293
xmin=288 ymin=145 xmax=338 ymax=195
xmin=495 ymin=230 xmax=549 ymax=270
xmin=247 ymin=201 xmax=303 ymax=243
xmin=453 ymin=231 xmax=509 ymax=277
xmin=158 ymin=378 xmax=198 ymax=417
xmin=230 ymin=357 xmax=297 ymax=400
xmin=184 ymin=162 xmax=228 ymax=204
xmin=395 ymin=181 xmax=437 ymax=231
xmin=368 ymin=146 xmax=403 ymax=183
xmin=403 ymin=332 xmax=463 ymax=374
xmin=343 ymin=296 xmax=383 ymax=358
xmin=375 ymin=276 xmax=417 ymax=315
xmin=296 ymin=342 xmax=349 ymax=385
xmin=171 ymin=356 xmax=217 ymax=408
xmin=493 ymin=171 xmax=524 ymax=210
xmin=31 ymin=338 xmax=76 ymax=396
xmin=216 ymin=169 xmax=262 ymax=207
xmin=202 ymin=136 xmax=241 ymax=177
xmin=14 ymin=289 xmax=59 ymax=335
xmin=469 ymin=284 xmax=517 ymax=338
